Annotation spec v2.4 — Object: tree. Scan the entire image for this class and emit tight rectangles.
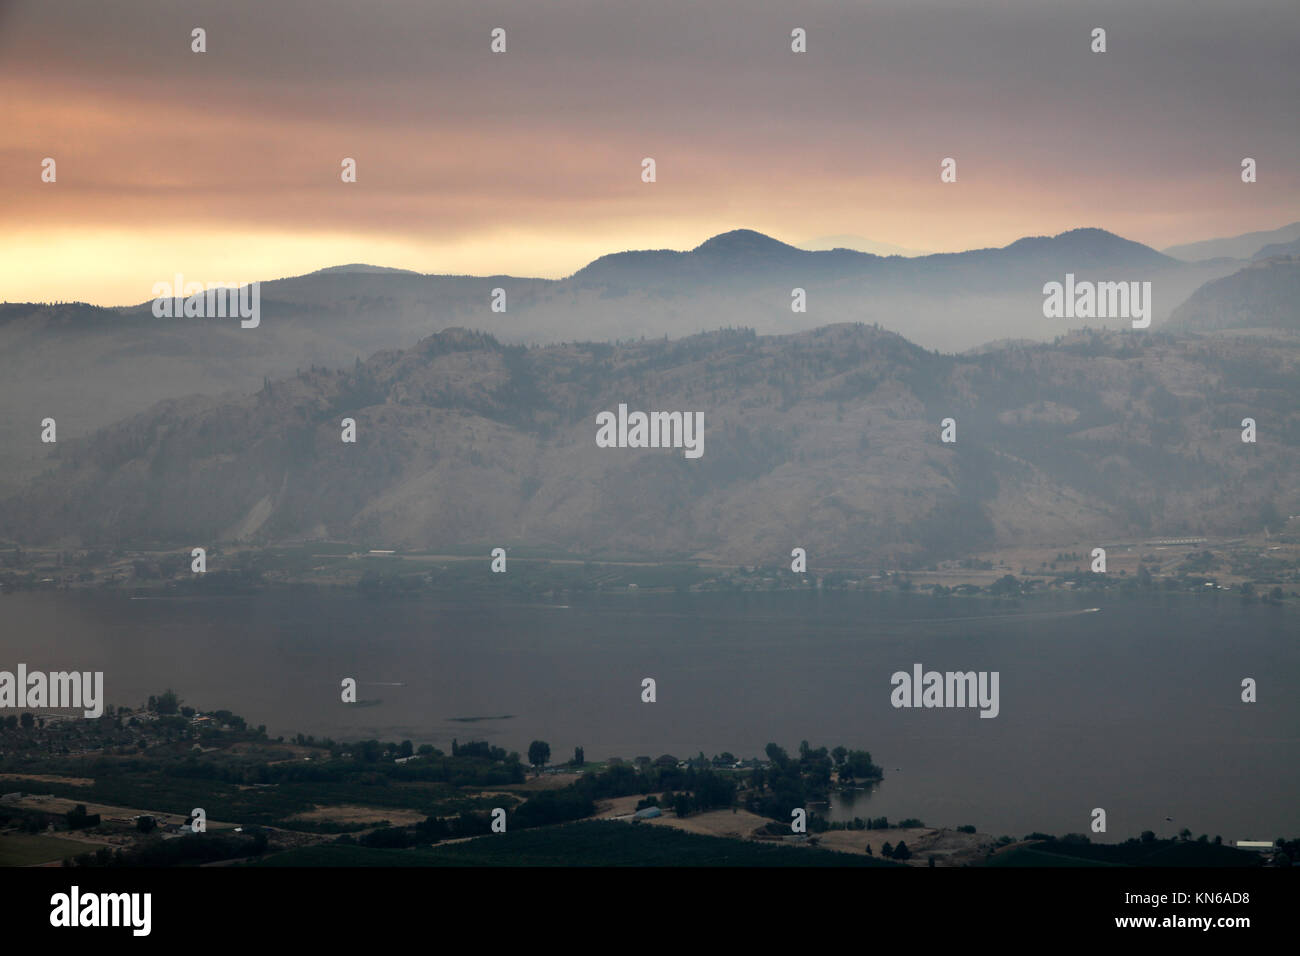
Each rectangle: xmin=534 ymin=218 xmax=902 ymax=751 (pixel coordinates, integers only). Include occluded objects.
xmin=831 ymin=746 xmax=848 ymax=767
xmin=881 ymin=841 xmax=894 ymax=858
xmin=527 ymin=740 xmax=550 ymax=772
xmin=893 ymin=840 xmax=912 ymax=860
xmin=572 ymin=746 xmax=584 ymax=767
xmin=764 ymin=743 xmax=789 ymax=768
xmin=673 ymin=792 xmax=692 ymax=818
xmin=990 ymin=574 xmax=1020 ymax=595
xmin=20 ymin=712 xmax=34 ymax=730
xmin=66 ymin=805 xmax=100 ymax=830
xmin=844 ymin=750 xmax=878 ymax=780
xmin=136 ymin=816 xmax=156 ymax=834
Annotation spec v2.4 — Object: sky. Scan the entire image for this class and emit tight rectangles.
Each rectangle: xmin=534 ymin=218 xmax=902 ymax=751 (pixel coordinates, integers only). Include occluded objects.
xmin=2 ymin=0 xmax=1298 ymax=305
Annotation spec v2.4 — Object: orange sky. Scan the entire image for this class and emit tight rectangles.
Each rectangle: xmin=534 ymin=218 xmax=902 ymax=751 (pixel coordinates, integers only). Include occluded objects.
xmin=2 ymin=0 xmax=1296 ymax=305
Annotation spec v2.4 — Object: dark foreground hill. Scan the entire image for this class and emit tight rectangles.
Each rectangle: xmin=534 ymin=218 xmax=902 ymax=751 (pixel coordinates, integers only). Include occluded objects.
xmin=4 ymin=321 xmax=1297 ymax=566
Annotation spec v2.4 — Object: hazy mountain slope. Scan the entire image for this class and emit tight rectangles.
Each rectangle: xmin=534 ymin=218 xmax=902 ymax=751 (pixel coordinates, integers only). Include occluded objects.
xmin=0 ymin=228 xmax=1242 ymax=494
xmin=226 ymin=227 xmax=1231 ymax=358
xmin=1162 ymin=221 xmax=1300 ymax=262
xmin=5 ymin=323 xmax=1296 ymax=566
xmin=797 ymin=235 xmax=932 ymax=257
xmin=0 ymin=274 xmax=551 ymax=493
xmin=1167 ymin=257 xmax=1300 ymax=331
xmin=1252 ymin=237 xmax=1300 ymax=259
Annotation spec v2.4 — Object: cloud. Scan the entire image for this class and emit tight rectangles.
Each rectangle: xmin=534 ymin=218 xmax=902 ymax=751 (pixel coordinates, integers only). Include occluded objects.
xmin=2 ymin=0 xmax=1297 ymax=302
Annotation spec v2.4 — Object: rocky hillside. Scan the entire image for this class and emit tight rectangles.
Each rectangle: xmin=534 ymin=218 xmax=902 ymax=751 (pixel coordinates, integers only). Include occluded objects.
xmin=4 ymin=323 xmax=1296 ymax=566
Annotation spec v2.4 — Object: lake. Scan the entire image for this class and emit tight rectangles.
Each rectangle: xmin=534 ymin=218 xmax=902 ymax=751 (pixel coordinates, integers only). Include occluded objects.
xmin=2 ymin=587 xmax=1296 ymax=842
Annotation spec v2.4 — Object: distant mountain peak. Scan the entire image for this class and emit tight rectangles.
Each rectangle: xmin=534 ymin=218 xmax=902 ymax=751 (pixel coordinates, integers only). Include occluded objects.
xmin=691 ymin=229 xmax=800 ymax=256
xmin=308 ymin=263 xmax=422 ymax=276
xmin=1054 ymin=227 xmax=1122 ymax=241
xmin=998 ymin=228 xmax=1171 ymax=266
xmin=1008 ymin=227 xmax=1125 ymax=248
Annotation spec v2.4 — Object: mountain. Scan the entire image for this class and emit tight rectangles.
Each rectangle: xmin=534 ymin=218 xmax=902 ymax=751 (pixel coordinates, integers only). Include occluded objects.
xmin=0 ymin=227 xmax=1242 ymax=494
xmin=5 ymin=322 xmax=1295 ymax=565
xmin=797 ymin=235 xmax=932 ymax=257
xmin=1162 ymin=221 xmax=1300 ymax=262
xmin=1251 ymin=236 xmax=1300 ymax=259
xmin=0 ymin=272 xmax=551 ymax=493
xmin=570 ymin=227 xmax=1178 ymax=288
xmin=1167 ymin=256 xmax=1300 ymax=332
xmin=307 ymin=264 xmax=423 ymax=276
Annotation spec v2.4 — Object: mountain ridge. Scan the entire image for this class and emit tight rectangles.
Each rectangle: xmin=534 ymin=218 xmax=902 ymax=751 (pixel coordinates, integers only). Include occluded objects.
xmin=0 ymin=225 xmax=1257 ymax=497
xmin=5 ymin=320 xmax=1295 ymax=565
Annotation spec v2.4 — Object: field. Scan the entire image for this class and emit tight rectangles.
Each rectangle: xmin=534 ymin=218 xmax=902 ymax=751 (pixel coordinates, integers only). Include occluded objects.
xmin=0 ymin=833 xmax=90 ymax=866
xmin=253 ymin=820 xmax=902 ymax=867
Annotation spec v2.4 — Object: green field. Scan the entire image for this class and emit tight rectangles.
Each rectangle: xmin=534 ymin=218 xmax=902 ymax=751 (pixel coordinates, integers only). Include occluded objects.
xmin=254 ymin=820 xmax=901 ymax=867
xmin=0 ymin=833 xmax=90 ymax=866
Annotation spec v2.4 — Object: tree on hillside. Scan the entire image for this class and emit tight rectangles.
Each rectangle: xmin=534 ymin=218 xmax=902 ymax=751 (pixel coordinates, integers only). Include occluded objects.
xmin=528 ymin=740 xmax=550 ymax=772
xmin=572 ymin=746 xmax=584 ymax=767
xmin=673 ymin=792 xmax=692 ymax=818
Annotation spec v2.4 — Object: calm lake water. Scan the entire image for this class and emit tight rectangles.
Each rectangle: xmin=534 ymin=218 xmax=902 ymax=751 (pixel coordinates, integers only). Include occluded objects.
xmin=3 ymin=588 xmax=1296 ymax=842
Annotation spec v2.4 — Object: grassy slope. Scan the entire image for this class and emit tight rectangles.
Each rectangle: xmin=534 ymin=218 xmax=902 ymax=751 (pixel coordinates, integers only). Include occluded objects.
xmin=253 ymin=820 xmax=900 ymax=867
